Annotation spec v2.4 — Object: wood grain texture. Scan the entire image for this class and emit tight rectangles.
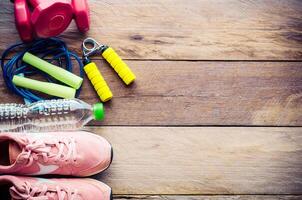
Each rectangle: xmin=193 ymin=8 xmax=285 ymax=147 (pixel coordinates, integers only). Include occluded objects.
xmin=1 ymin=0 xmax=302 ymax=198
xmin=114 ymin=196 xmax=302 ymax=200
xmin=0 ymin=0 xmax=302 ymax=60
xmin=2 ymin=61 xmax=301 ymax=126
xmin=89 ymin=127 xmax=302 ymax=195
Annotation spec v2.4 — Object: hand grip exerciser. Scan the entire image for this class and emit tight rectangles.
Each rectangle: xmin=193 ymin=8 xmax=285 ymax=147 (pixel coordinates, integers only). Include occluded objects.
xmin=23 ymin=52 xmax=83 ymax=89
xmin=82 ymin=38 xmax=136 ymax=102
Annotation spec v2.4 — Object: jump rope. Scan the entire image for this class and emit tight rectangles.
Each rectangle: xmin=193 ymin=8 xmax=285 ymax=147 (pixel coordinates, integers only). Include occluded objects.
xmin=1 ymin=37 xmax=136 ymax=103
xmin=1 ymin=38 xmax=84 ymax=103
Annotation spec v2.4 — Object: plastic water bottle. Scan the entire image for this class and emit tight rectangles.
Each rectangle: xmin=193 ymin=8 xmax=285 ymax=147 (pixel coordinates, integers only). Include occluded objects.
xmin=0 ymin=99 xmax=104 ymax=132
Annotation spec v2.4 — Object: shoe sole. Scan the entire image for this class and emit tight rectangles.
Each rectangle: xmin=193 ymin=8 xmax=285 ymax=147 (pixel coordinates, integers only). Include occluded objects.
xmin=110 ymin=147 xmax=114 ymax=166
xmin=110 ymin=190 xmax=113 ymax=200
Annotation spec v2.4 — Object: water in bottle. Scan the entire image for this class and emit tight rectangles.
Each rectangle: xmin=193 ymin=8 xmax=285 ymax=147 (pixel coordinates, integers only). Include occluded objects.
xmin=0 ymin=99 xmax=104 ymax=132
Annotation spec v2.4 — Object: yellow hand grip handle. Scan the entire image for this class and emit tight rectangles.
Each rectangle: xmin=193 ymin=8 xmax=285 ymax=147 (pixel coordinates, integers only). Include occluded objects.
xmin=84 ymin=62 xmax=113 ymax=102
xmin=102 ymin=47 xmax=136 ymax=85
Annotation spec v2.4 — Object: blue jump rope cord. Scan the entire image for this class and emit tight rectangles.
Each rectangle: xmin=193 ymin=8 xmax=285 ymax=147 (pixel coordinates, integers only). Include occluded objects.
xmin=1 ymin=38 xmax=84 ymax=103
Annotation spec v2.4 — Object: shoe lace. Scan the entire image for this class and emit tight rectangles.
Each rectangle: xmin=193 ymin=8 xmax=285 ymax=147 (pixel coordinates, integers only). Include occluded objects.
xmin=18 ymin=137 xmax=77 ymax=167
xmin=10 ymin=181 xmax=78 ymax=200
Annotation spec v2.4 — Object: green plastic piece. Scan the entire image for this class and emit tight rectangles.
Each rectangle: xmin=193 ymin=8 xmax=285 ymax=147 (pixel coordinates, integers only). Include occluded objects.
xmin=13 ymin=76 xmax=76 ymax=99
xmin=93 ymin=103 xmax=105 ymax=120
xmin=23 ymin=52 xmax=83 ymax=89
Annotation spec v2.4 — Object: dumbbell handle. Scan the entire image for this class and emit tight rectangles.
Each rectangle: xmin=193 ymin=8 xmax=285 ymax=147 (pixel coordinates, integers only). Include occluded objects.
xmin=29 ymin=0 xmax=41 ymax=7
xmin=29 ymin=0 xmax=71 ymax=7
xmin=102 ymin=47 xmax=136 ymax=85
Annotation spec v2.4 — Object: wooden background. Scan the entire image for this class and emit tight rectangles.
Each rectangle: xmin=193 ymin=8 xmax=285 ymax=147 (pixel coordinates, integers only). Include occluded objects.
xmin=1 ymin=0 xmax=302 ymax=199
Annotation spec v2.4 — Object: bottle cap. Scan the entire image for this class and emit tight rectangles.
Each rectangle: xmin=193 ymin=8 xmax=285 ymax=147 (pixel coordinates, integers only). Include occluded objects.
xmin=93 ymin=103 xmax=105 ymax=121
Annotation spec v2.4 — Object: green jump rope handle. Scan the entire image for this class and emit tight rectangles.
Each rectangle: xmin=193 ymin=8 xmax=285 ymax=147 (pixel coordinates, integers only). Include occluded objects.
xmin=23 ymin=52 xmax=83 ymax=89
xmin=13 ymin=76 xmax=76 ymax=99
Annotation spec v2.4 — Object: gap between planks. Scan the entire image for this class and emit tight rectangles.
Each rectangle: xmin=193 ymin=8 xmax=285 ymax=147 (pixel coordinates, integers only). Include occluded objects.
xmin=113 ymin=195 xmax=302 ymax=200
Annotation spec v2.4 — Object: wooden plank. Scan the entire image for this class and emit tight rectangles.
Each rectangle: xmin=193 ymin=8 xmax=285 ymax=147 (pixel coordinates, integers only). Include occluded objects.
xmin=1 ymin=61 xmax=301 ymax=126
xmin=114 ymin=196 xmax=302 ymax=200
xmin=0 ymin=0 xmax=302 ymax=60
xmin=89 ymin=127 xmax=302 ymax=195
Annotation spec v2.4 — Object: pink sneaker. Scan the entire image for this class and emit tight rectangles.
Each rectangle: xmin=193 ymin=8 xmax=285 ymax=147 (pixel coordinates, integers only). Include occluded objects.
xmin=0 ymin=175 xmax=112 ymax=200
xmin=0 ymin=131 xmax=113 ymax=176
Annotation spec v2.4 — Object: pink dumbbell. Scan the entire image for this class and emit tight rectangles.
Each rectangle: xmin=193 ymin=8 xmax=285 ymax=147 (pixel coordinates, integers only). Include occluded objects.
xmin=13 ymin=0 xmax=90 ymax=42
